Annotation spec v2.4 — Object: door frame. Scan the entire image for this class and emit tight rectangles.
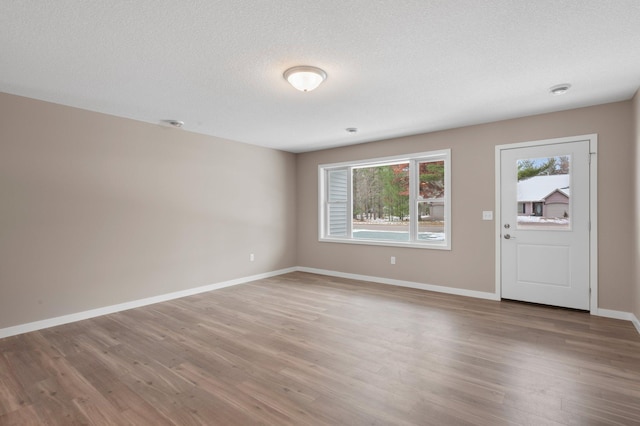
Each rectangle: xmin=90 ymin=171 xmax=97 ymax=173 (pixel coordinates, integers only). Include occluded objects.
xmin=494 ymin=134 xmax=598 ymax=314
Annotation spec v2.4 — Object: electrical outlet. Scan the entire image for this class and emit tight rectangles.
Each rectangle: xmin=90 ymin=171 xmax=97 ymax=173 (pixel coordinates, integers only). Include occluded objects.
xmin=482 ymin=211 xmax=493 ymax=220
xmin=390 ymin=256 xmax=396 ymax=265
xmin=250 ymin=253 xmax=255 ymax=262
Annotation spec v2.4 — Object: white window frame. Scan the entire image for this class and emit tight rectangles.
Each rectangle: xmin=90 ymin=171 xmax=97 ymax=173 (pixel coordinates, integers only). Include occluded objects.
xmin=318 ymin=149 xmax=451 ymax=250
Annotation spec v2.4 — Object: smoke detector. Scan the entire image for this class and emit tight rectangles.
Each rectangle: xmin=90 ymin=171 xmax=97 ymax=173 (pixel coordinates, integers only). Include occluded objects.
xmin=163 ymin=120 xmax=184 ymax=128
xmin=549 ymin=84 xmax=571 ymax=95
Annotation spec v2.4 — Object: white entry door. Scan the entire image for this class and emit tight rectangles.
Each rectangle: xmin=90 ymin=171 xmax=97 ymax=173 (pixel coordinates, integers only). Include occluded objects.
xmin=500 ymin=139 xmax=591 ymax=310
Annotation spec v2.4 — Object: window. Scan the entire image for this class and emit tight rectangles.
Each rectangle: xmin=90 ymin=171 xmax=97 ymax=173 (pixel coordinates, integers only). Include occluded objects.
xmin=518 ymin=202 xmax=526 ymax=214
xmin=516 ymin=155 xmax=571 ymax=230
xmin=319 ymin=149 xmax=451 ymax=249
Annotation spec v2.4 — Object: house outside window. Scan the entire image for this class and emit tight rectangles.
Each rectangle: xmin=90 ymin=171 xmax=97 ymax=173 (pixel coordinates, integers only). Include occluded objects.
xmin=516 ymin=160 xmax=571 ymax=230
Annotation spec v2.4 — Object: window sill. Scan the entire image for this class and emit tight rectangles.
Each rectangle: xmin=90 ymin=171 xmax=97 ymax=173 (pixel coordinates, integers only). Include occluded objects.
xmin=319 ymin=237 xmax=451 ymax=250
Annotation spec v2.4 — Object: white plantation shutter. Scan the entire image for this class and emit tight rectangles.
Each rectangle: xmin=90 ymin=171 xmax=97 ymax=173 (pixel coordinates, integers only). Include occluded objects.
xmin=327 ymin=169 xmax=348 ymax=236
xmin=328 ymin=204 xmax=348 ymax=235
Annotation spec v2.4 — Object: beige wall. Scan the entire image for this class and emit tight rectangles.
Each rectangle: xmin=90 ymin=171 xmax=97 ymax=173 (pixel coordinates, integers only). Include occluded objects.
xmin=297 ymin=101 xmax=634 ymax=312
xmin=0 ymin=93 xmax=297 ymax=329
xmin=2 ymin=91 xmax=636 ymax=331
xmin=633 ymin=91 xmax=640 ymax=322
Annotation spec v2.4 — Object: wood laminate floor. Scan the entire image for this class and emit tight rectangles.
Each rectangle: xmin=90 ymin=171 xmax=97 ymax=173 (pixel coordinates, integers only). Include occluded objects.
xmin=1 ymin=272 xmax=640 ymax=425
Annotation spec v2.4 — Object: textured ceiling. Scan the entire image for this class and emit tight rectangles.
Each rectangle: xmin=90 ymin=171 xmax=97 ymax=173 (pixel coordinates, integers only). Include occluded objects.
xmin=2 ymin=1 xmax=640 ymax=153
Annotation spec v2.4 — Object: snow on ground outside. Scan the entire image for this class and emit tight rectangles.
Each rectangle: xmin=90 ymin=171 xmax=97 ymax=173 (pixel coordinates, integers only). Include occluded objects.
xmin=352 ymin=229 xmax=445 ymax=242
xmin=517 ymin=216 xmax=569 ymax=224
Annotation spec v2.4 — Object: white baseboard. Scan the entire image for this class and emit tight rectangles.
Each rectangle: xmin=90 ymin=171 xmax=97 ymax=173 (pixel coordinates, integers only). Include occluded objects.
xmin=3 ymin=266 xmax=638 ymax=339
xmin=632 ymin=314 xmax=640 ymax=334
xmin=0 ymin=267 xmax=297 ymax=339
xmin=296 ymin=266 xmax=500 ymax=301
xmin=297 ymin=268 xmax=640 ymax=336
xmin=593 ymin=309 xmax=640 ymax=335
xmin=594 ymin=308 xmax=634 ymax=321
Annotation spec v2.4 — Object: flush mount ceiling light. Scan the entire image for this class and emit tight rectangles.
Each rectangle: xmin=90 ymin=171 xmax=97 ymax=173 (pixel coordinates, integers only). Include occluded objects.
xmin=549 ymin=83 xmax=571 ymax=95
xmin=283 ymin=66 xmax=327 ymax=92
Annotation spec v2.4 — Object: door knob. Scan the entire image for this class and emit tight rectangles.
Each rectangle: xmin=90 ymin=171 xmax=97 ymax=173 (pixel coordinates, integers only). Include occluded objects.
xmin=504 ymin=234 xmax=515 ymax=239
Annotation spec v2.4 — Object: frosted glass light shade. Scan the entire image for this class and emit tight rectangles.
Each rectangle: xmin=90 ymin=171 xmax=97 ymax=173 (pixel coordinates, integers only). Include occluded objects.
xmin=284 ymin=66 xmax=327 ymax=92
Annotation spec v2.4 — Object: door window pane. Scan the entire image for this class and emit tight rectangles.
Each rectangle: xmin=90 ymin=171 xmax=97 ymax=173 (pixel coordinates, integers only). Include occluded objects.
xmin=516 ymin=156 xmax=570 ymax=230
